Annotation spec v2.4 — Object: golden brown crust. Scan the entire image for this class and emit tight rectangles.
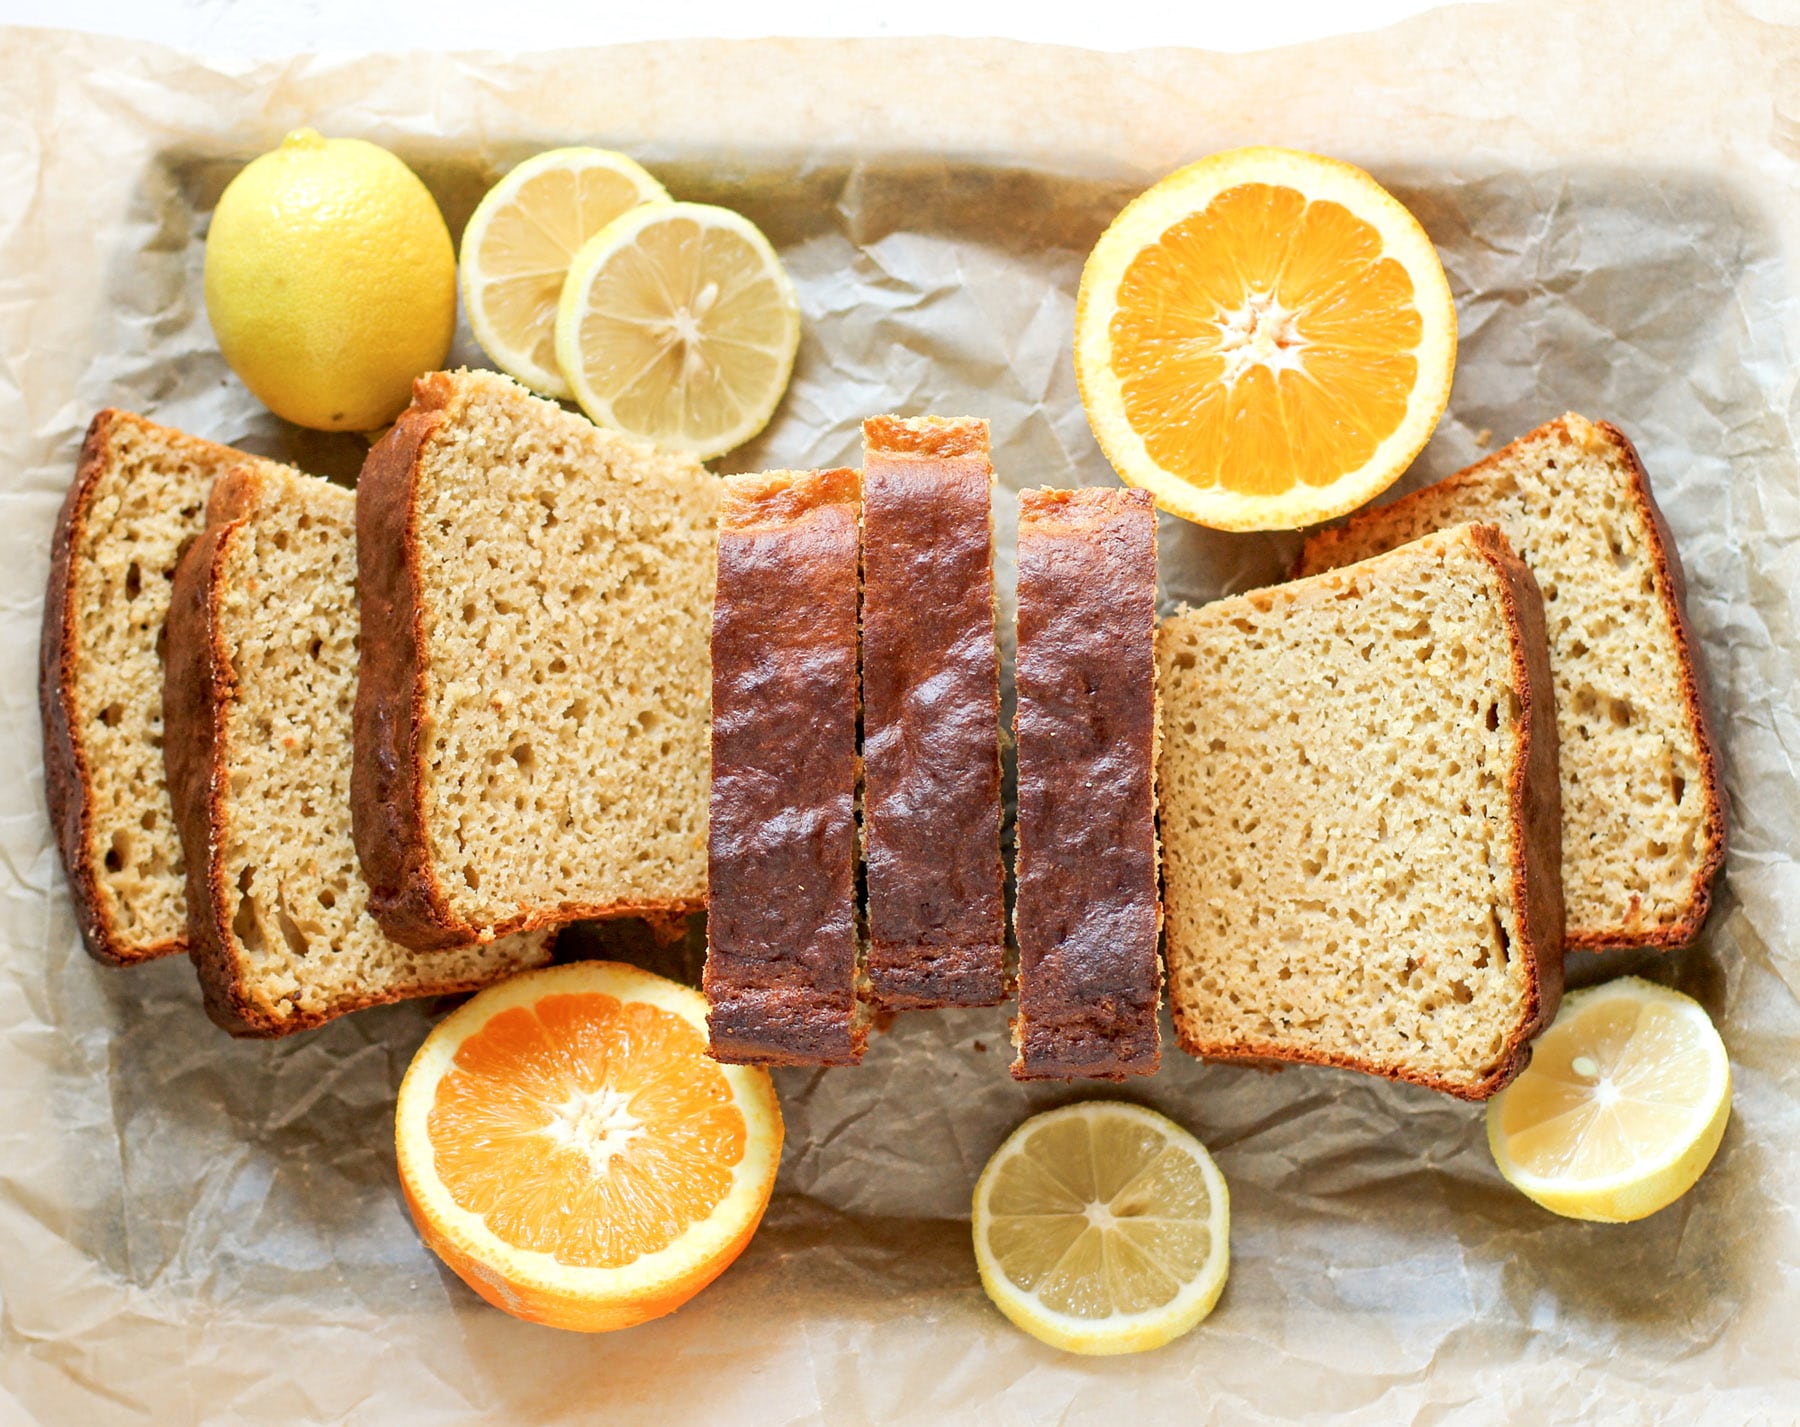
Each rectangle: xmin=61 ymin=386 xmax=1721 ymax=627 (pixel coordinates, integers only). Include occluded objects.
xmin=705 ymin=467 xmax=867 ymax=1067
xmin=1011 ymin=486 xmax=1161 ymax=1081
xmin=860 ymin=415 xmax=1005 ymax=1009
xmin=1299 ymin=415 xmax=1727 ymax=952
xmin=41 ymin=412 xmax=135 ymax=963
xmin=163 ymin=468 xmax=265 ymax=1033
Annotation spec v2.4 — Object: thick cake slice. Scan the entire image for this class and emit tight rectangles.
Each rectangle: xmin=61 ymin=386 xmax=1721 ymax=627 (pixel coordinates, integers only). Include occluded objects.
xmin=1298 ymin=416 xmax=1725 ymax=950
xmin=164 ymin=465 xmax=550 ymax=1037
xmin=1012 ymin=487 xmax=1161 ymax=1081
xmin=1161 ymin=523 xmax=1564 ymax=1100
xmin=40 ymin=410 xmax=300 ymax=966
xmin=705 ymin=467 xmax=867 ymax=1066
xmin=352 ymin=369 xmax=718 ymax=950
xmin=859 ymin=414 xmax=1004 ymax=1009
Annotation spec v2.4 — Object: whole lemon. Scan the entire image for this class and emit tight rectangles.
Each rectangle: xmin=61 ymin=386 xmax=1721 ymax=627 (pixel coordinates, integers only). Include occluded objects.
xmin=204 ymin=129 xmax=456 ymax=432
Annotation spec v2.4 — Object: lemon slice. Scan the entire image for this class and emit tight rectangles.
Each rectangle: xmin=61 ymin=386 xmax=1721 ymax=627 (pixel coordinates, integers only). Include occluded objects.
xmin=555 ymin=201 xmax=801 ymax=461
xmin=1487 ymin=977 xmax=1731 ymax=1223
xmin=460 ymin=148 xmax=669 ymax=399
xmin=972 ymin=1102 xmax=1229 ymax=1356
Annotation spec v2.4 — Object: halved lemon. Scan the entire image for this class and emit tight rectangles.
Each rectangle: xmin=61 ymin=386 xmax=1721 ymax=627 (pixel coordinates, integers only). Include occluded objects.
xmin=1487 ymin=977 xmax=1731 ymax=1223
xmin=972 ymin=1101 xmax=1230 ymax=1355
xmin=459 ymin=148 xmax=669 ymax=399
xmin=555 ymin=201 xmax=801 ymax=461
xmin=1075 ymin=146 xmax=1457 ymax=532
xmin=395 ymin=961 xmax=783 ymax=1331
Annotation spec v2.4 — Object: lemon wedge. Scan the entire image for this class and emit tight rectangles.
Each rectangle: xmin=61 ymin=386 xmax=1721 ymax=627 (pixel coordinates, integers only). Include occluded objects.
xmin=1487 ymin=977 xmax=1731 ymax=1223
xmin=460 ymin=148 xmax=669 ymax=399
xmin=554 ymin=201 xmax=800 ymax=461
xmin=972 ymin=1101 xmax=1229 ymax=1355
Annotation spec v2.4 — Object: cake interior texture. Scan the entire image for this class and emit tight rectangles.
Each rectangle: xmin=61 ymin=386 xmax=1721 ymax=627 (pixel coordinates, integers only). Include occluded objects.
xmin=45 ymin=412 xmax=288 ymax=964
xmin=1159 ymin=524 xmax=1560 ymax=1097
xmin=405 ymin=371 xmax=718 ymax=934
xmin=1300 ymin=415 xmax=1724 ymax=948
xmin=191 ymin=468 xmax=548 ymax=1032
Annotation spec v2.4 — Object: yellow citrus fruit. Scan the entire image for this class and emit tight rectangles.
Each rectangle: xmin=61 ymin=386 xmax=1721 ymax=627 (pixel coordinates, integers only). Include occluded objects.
xmin=1487 ymin=977 xmax=1731 ymax=1223
xmin=395 ymin=961 xmax=783 ymax=1332
xmin=460 ymin=148 xmax=669 ymax=399
xmin=204 ymin=128 xmax=456 ymax=431
xmin=972 ymin=1101 xmax=1230 ymax=1355
xmin=554 ymin=201 xmax=800 ymax=461
xmin=1075 ymin=146 xmax=1457 ymax=531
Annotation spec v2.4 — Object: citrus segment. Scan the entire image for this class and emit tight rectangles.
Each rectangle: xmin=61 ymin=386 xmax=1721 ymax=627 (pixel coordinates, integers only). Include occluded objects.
xmin=972 ymin=1101 xmax=1229 ymax=1355
xmin=555 ymin=201 xmax=801 ymax=461
xmin=1076 ymin=147 xmax=1456 ymax=531
xmin=397 ymin=962 xmax=782 ymax=1331
xmin=459 ymin=148 xmax=669 ymax=398
xmin=1487 ymin=977 xmax=1731 ymax=1223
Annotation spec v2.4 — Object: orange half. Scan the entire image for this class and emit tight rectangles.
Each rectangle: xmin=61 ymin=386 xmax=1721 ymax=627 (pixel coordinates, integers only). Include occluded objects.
xmin=1075 ymin=147 xmax=1456 ymax=531
xmin=395 ymin=961 xmax=783 ymax=1331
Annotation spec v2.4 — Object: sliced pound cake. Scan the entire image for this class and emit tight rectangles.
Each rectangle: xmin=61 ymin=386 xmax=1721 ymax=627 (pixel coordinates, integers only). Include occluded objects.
xmin=706 ymin=468 xmax=867 ymax=1066
xmin=352 ymin=370 xmax=718 ymax=950
xmin=1012 ymin=487 xmax=1161 ymax=1081
xmin=860 ymin=415 xmax=1004 ymax=1009
xmin=1299 ymin=416 xmax=1725 ymax=950
xmin=164 ymin=465 xmax=550 ymax=1037
xmin=40 ymin=410 xmax=299 ymax=966
xmin=1159 ymin=523 xmax=1564 ymax=1100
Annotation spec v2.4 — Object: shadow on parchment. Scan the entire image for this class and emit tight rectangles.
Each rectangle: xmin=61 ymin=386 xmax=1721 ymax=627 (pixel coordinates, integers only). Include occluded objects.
xmin=53 ymin=147 xmax=1791 ymax=1363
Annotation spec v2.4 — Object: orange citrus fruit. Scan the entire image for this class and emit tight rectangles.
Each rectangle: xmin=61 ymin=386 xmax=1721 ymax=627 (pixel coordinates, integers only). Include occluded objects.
xmin=1075 ymin=146 xmax=1456 ymax=532
xmin=395 ymin=961 xmax=783 ymax=1331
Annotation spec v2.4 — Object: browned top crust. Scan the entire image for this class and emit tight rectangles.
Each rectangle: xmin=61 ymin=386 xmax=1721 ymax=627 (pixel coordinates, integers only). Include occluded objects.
xmin=1298 ymin=415 xmax=1726 ymax=952
xmin=1011 ymin=486 xmax=1161 ymax=1081
xmin=859 ymin=415 xmax=1004 ymax=1009
xmin=40 ymin=409 xmax=257 ymax=967
xmin=705 ymin=467 xmax=866 ymax=1066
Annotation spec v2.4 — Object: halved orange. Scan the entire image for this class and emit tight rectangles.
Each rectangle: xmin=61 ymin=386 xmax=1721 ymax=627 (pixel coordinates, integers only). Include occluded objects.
xmin=395 ymin=961 xmax=783 ymax=1332
xmin=1075 ymin=147 xmax=1457 ymax=532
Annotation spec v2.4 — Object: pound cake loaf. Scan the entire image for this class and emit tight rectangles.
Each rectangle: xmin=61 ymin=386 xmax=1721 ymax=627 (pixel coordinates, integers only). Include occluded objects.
xmin=859 ymin=415 xmax=1004 ymax=1009
xmin=1161 ymin=523 xmax=1564 ymax=1100
xmin=164 ymin=464 xmax=550 ymax=1037
xmin=1299 ymin=416 xmax=1725 ymax=950
xmin=41 ymin=410 xmax=300 ymax=967
xmin=706 ymin=468 xmax=867 ymax=1066
xmin=1012 ymin=487 xmax=1161 ymax=1081
xmin=352 ymin=369 xmax=718 ymax=950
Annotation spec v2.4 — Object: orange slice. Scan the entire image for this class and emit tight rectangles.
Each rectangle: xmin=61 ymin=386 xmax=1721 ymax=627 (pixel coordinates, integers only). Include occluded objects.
xmin=1075 ymin=147 xmax=1457 ymax=532
xmin=395 ymin=961 xmax=783 ymax=1331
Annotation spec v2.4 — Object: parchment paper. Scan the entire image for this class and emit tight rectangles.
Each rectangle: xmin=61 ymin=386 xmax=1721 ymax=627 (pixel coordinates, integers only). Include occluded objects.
xmin=4 ymin=3 xmax=1800 ymax=1421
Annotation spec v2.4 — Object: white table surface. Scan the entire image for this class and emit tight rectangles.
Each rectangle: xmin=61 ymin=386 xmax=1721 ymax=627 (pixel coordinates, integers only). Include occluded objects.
xmin=0 ymin=0 xmax=1459 ymax=57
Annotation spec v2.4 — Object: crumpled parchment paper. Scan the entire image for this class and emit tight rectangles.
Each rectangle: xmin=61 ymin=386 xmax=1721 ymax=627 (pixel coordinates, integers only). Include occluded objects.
xmin=3 ymin=3 xmax=1800 ymax=1421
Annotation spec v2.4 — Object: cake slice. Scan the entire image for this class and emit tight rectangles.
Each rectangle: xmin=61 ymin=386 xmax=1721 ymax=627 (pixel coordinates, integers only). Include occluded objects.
xmin=705 ymin=467 xmax=867 ymax=1066
xmin=1012 ymin=487 xmax=1161 ymax=1081
xmin=40 ymin=410 xmax=300 ymax=966
xmin=163 ymin=464 xmax=551 ymax=1037
xmin=1161 ymin=523 xmax=1564 ymax=1100
xmin=859 ymin=415 xmax=1004 ymax=1009
xmin=1298 ymin=416 xmax=1725 ymax=950
xmin=352 ymin=369 xmax=718 ymax=950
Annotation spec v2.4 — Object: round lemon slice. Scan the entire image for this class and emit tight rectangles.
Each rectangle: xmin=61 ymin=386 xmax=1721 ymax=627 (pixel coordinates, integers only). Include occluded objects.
xmin=1487 ymin=977 xmax=1731 ymax=1223
xmin=460 ymin=148 xmax=669 ymax=399
xmin=554 ymin=201 xmax=801 ymax=461
xmin=972 ymin=1101 xmax=1230 ymax=1356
